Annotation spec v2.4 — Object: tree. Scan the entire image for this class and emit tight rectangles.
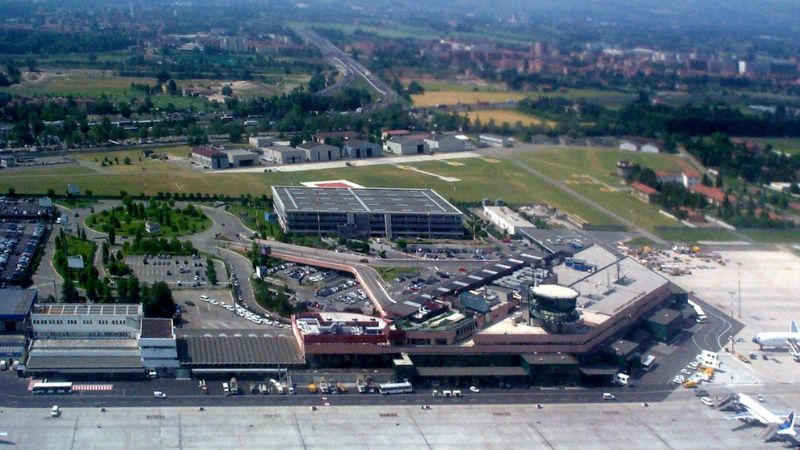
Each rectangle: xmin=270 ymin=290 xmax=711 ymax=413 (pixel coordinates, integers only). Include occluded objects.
xmin=62 ymin=277 xmax=79 ymax=303
xmin=221 ymin=84 xmax=233 ymax=96
xmin=108 ymin=227 xmax=116 ymax=245
xmin=156 ymin=70 xmax=171 ymax=85
xmin=128 ymin=275 xmax=141 ymax=303
xmin=101 ymin=242 xmax=109 ymax=264
xmin=407 ymin=80 xmax=425 ymax=95
xmin=167 ymin=79 xmax=177 ymax=95
xmin=142 ymin=281 xmax=175 ymax=318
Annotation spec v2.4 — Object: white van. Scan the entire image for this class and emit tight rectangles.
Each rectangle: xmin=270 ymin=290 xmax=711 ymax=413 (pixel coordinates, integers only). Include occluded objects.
xmin=602 ymin=393 xmax=616 ymax=400
xmin=452 ymin=390 xmax=462 ymax=397
xmin=223 ymin=382 xmax=230 ymax=396
xmin=51 ymin=405 xmax=60 ymax=417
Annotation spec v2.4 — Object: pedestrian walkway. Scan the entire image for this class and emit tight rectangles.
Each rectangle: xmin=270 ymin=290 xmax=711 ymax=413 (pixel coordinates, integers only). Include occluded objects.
xmin=73 ymin=384 xmax=113 ymax=392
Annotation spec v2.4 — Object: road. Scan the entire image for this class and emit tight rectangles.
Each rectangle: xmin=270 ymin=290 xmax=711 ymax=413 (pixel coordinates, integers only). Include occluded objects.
xmin=294 ymin=27 xmax=397 ymax=108
xmin=499 ymin=151 xmax=667 ymax=245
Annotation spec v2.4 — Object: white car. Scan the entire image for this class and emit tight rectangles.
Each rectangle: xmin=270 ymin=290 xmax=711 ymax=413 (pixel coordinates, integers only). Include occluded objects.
xmin=153 ymin=391 xmax=167 ymax=399
xmin=219 ymin=302 xmax=227 ymax=307
xmin=200 ymin=295 xmax=209 ymax=300
xmin=700 ymin=397 xmax=715 ymax=407
xmin=469 ymin=386 xmax=480 ymax=393
xmin=224 ymin=305 xmax=234 ymax=311
xmin=209 ymin=300 xmax=218 ymax=305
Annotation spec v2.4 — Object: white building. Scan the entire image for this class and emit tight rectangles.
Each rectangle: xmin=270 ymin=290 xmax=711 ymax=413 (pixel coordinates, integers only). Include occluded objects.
xmin=424 ymin=134 xmax=470 ymax=153
xmin=31 ymin=304 xmax=142 ymax=339
xmin=297 ymin=142 xmax=342 ymax=161
xmin=483 ymin=206 xmax=534 ymax=236
xmin=139 ymin=318 xmax=179 ymax=372
xmin=249 ymin=136 xmax=275 ymax=148
xmin=478 ymin=134 xmax=511 ymax=148
xmin=385 ymin=135 xmax=430 ymax=155
xmin=263 ymin=146 xmax=306 ymax=164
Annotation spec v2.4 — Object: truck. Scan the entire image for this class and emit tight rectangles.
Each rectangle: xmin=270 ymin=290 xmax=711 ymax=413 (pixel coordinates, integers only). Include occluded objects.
xmin=319 ymin=378 xmax=330 ymax=394
xmin=356 ymin=378 xmax=366 ymax=393
xmin=336 ymin=382 xmax=349 ymax=394
xmin=308 ymin=383 xmax=318 ymax=393
xmin=229 ymin=377 xmax=239 ymax=395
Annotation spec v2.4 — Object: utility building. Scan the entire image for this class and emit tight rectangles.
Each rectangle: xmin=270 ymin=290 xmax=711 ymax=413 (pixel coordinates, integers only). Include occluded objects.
xmin=272 ymin=186 xmax=463 ymax=239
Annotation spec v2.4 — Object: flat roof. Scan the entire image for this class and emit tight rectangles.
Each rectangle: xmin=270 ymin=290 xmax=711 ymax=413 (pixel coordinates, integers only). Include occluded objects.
xmin=484 ymin=206 xmax=534 ymax=229
xmin=647 ymin=307 xmax=682 ymax=326
xmin=416 ymin=366 xmax=528 ymax=377
xmin=522 ymin=353 xmax=579 ymax=365
xmin=178 ymin=335 xmax=304 ymax=367
xmin=570 ymin=255 xmax=669 ymax=317
xmin=272 ymin=186 xmax=462 ymax=215
xmin=0 ymin=289 xmax=36 ymax=317
xmin=141 ymin=318 xmax=174 ymax=339
xmin=26 ymin=355 xmax=144 ymax=371
xmin=32 ymin=304 xmax=142 ymax=316
xmin=267 ymin=145 xmax=305 ymax=154
xmin=223 ymin=149 xmax=258 ymax=157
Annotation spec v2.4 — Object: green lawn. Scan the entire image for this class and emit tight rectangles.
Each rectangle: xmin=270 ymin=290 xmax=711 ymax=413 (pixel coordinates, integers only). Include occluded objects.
xmin=86 ymin=202 xmax=211 ymax=238
xmin=755 ymin=138 xmax=800 ymax=156
xmin=54 ymin=235 xmax=96 ymax=280
xmin=654 ymin=227 xmax=740 ymax=243
xmin=0 ymin=149 xmax=640 ymax=227
xmin=510 ymin=148 xmax=689 ymax=231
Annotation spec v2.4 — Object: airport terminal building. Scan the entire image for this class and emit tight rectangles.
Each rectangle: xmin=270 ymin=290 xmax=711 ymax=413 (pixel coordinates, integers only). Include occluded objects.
xmin=272 ymin=186 xmax=464 ymax=239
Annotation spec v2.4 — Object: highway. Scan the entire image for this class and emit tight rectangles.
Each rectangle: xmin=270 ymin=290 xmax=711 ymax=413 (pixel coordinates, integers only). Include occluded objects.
xmin=294 ymin=27 xmax=398 ymax=107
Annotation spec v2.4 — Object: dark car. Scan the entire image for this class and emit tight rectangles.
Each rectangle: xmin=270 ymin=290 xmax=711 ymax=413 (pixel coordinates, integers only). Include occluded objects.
xmin=694 ymin=388 xmax=709 ymax=397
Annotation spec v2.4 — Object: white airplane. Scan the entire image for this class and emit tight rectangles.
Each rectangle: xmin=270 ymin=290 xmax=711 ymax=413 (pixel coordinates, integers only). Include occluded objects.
xmin=726 ymin=393 xmax=796 ymax=441
xmin=752 ymin=320 xmax=800 ymax=351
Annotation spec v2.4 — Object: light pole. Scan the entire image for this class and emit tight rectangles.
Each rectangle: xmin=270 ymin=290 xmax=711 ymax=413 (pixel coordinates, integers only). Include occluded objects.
xmin=737 ymin=262 xmax=742 ymax=319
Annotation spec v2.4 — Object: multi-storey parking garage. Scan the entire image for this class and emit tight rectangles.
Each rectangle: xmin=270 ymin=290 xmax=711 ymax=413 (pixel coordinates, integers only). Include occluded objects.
xmin=272 ymin=186 xmax=464 ymax=239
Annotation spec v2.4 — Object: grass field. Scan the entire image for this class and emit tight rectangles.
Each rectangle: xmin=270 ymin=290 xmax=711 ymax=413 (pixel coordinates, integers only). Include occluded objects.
xmin=755 ymin=138 xmax=800 ymax=156
xmin=0 ymin=148 xmax=623 ymax=226
xmin=463 ymin=109 xmax=556 ymax=128
xmin=509 ymin=147 xmax=692 ymax=231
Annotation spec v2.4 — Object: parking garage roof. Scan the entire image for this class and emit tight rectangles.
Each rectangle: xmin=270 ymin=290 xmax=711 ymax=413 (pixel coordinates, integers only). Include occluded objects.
xmin=32 ymin=304 xmax=142 ymax=316
xmin=272 ymin=186 xmax=462 ymax=215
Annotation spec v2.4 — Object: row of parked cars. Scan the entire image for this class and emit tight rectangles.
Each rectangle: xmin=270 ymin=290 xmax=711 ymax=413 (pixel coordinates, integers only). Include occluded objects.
xmin=198 ymin=295 xmax=281 ymax=327
xmin=316 ymin=279 xmax=358 ymax=297
xmin=0 ymin=222 xmax=44 ymax=278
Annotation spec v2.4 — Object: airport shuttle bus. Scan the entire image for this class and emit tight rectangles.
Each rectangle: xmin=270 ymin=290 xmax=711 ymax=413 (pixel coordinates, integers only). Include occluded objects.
xmin=641 ymin=355 xmax=656 ymax=371
xmin=687 ymin=299 xmax=708 ymax=323
xmin=31 ymin=382 xmax=73 ymax=395
xmin=378 ymin=381 xmax=413 ymax=395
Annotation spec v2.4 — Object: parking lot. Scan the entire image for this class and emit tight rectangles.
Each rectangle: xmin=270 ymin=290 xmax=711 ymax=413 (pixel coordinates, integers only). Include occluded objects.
xmin=0 ymin=221 xmax=46 ymax=282
xmin=263 ymin=263 xmax=373 ymax=314
xmin=125 ymin=254 xmax=226 ymax=288
xmin=174 ymin=289 xmax=286 ymax=331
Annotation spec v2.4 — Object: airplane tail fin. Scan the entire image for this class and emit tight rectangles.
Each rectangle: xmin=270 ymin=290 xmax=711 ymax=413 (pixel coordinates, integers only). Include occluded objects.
xmin=791 ymin=320 xmax=799 ymax=334
xmin=778 ymin=411 xmax=796 ymax=436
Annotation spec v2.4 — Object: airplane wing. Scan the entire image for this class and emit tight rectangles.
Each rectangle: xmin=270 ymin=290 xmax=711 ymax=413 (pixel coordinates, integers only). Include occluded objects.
xmin=0 ymin=432 xmax=7 ymax=437
xmin=725 ymin=412 xmax=758 ymax=421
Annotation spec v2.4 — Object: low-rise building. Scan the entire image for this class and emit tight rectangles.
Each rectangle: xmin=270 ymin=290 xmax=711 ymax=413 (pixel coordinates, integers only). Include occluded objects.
xmin=385 ymin=135 xmax=430 ymax=155
xmin=483 ymin=205 xmax=534 ymax=236
xmin=192 ymin=146 xmax=228 ymax=169
xmin=31 ymin=304 xmax=143 ymax=339
xmin=263 ymin=146 xmax=307 ymax=164
xmin=223 ymin=149 xmax=259 ymax=168
xmin=139 ymin=318 xmax=179 ymax=373
xmin=297 ymin=142 xmax=342 ymax=162
xmin=248 ymin=136 xmax=275 ymax=148
xmin=690 ymin=184 xmax=729 ymax=205
xmin=314 ymin=131 xmax=359 ymax=145
xmin=630 ymin=182 xmax=660 ymax=203
xmin=479 ymin=134 xmax=511 ymax=148
xmin=424 ymin=134 xmax=470 ymax=153
xmin=342 ymin=139 xmax=381 ymax=159
xmin=145 ymin=221 xmax=160 ymax=235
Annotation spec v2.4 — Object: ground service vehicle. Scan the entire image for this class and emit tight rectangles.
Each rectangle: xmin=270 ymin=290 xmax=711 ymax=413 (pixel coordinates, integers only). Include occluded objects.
xmin=379 ymin=382 xmax=413 ymax=395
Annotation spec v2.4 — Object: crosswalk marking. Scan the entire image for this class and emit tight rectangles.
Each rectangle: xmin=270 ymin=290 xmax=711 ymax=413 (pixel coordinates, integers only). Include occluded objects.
xmin=73 ymin=384 xmax=113 ymax=392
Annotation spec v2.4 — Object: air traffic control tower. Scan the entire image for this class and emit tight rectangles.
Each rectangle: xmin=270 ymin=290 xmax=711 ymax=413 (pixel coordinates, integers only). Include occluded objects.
xmin=528 ymin=284 xmax=580 ymax=333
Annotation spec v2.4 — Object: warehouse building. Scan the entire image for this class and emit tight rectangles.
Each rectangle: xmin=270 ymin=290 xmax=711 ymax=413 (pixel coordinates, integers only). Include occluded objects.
xmin=248 ymin=136 xmax=275 ymax=148
xmin=297 ymin=142 xmax=342 ymax=162
xmin=263 ymin=146 xmax=307 ymax=164
xmin=424 ymin=134 xmax=470 ymax=153
xmin=385 ymin=135 xmax=430 ymax=155
xmin=222 ymin=149 xmax=259 ymax=168
xmin=342 ymin=139 xmax=381 ymax=159
xmin=191 ymin=146 xmax=228 ymax=169
xmin=272 ymin=186 xmax=464 ymax=239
